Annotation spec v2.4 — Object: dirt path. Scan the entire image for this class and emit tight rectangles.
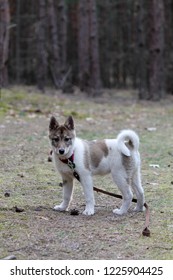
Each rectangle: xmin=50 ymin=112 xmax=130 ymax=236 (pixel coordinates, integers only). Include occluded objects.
xmin=0 ymin=87 xmax=173 ymax=259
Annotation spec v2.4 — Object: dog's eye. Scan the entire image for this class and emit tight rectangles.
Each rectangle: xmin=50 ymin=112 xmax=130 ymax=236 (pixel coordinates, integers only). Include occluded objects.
xmin=64 ymin=137 xmax=71 ymax=142
xmin=53 ymin=137 xmax=59 ymax=142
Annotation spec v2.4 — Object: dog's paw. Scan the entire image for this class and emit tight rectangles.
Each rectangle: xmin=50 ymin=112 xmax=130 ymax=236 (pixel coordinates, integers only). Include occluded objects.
xmin=53 ymin=204 xmax=68 ymax=212
xmin=83 ymin=207 xmax=94 ymax=216
xmin=113 ymin=208 xmax=126 ymax=215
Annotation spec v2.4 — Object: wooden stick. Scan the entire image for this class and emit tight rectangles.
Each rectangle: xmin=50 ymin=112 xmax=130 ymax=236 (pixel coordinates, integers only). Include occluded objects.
xmin=93 ymin=186 xmax=137 ymax=203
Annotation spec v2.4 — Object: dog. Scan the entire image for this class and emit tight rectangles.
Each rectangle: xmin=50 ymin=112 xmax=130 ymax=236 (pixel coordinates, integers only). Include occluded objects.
xmin=49 ymin=115 xmax=145 ymax=216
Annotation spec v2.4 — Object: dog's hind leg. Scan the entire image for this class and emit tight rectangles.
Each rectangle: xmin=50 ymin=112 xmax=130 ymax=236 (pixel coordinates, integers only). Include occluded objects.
xmin=111 ymin=173 xmax=133 ymax=215
xmin=131 ymin=169 xmax=145 ymax=212
xmin=54 ymin=176 xmax=73 ymax=211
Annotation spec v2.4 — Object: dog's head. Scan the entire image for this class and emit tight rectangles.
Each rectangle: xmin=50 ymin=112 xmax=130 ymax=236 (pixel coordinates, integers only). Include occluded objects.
xmin=49 ymin=116 xmax=75 ymax=158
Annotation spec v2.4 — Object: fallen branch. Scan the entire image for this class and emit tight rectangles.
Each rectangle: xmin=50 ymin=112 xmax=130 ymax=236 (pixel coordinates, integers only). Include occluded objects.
xmin=93 ymin=186 xmax=137 ymax=202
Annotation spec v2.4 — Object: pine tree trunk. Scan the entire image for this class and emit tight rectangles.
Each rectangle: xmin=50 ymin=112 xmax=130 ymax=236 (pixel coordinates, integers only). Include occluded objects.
xmin=88 ymin=0 xmax=101 ymax=95
xmin=15 ymin=0 xmax=21 ymax=83
xmin=0 ymin=0 xmax=10 ymax=87
xmin=37 ymin=0 xmax=47 ymax=91
xmin=137 ymin=0 xmax=148 ymax=99
xmin=47 ymin=0 xmax=60 ymax=88
xmin=148 ymin=0 xmax=165 ymax=100
xmin=57 ymin=0 xmax=67 ymax=75
xmin=165 ymin=0 xmax=173 ymax=94
xmin=78 ymin=0 xmax=90 ymax=92
xmin=57 ymin=0 xmax=72 ymax=92
xmin=78 ymin=0 xmax=101 ymax=95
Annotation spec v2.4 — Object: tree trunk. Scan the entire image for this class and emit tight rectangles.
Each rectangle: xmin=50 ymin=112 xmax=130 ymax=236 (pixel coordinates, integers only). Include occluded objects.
xmin=57 ymin=0 xmax=67 ymax=75
xmin=164 ymin=0 xmax=173 ymax=94
xmin=137 ymin=0 xmax=148 ymax=99
xmin=78 ymin=0 xmax=90 ymax=92
xmin=47 ymin=0 xmax=60 ymax=88
xmin=148 ymin=0 xmax=165 ymax=100
xmin=0 ymin=0 xmax=10 ymax=87
xmin=56 ymin=0 xmax=72 ymax=92
xmin=88 ymin=0 xmax=101 ymax=95
xmin=36 ymin=0 xmax=47 ymax=91
xmin=78 ymin=0 xmax=101 ymax=95
xmin=15 ymin=0 xmax=21 ymax=83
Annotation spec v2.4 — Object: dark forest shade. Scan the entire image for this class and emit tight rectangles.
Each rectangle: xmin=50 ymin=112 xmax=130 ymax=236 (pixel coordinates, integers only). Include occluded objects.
xmin=0 ymin=0 xmax=171 ymax=100
xmin=0 ymin=0 xmax=10 ymax=87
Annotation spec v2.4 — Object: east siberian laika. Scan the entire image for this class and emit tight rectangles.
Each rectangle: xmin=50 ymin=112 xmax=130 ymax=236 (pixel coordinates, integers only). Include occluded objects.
xmin=49 ymin=115 xmax=145 ymax=216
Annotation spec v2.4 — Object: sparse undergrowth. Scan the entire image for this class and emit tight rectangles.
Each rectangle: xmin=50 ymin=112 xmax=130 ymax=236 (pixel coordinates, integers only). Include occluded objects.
xmin=0 ymin=86 xmax=173 ymax=259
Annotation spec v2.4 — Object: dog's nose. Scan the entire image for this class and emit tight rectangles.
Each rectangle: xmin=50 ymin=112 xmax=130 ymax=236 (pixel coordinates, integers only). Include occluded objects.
xmin=59 ymin=148 xmax=65 ymax=155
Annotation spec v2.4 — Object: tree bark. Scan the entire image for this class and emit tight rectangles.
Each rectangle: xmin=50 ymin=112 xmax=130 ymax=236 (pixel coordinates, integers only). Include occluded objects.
xmin=47 ymin=0 xmax=60 ymax=88
xmin=78 ymin=0 xmax=90 ymax=92
xmin=56 ymin=0 xmax=72 ymax=92
xmin=36 ymin=0 xmax=47 ymax=91
xmin=0 ymin=0 xmax=10 ymax=87
xmin=148 ymin=0 xmax=165 ymax=100
xmin=57 ymin=0 xmax=67 ymax=75
xmin=15 ymin=0 xmax=21 ymax=83
xmin=137 ymin=0 xmax=148 ymax=99
xmin=78 ymin=0 xmax=101 ymax=95
xmin=88 ymin=0 xmax=101 ymax=94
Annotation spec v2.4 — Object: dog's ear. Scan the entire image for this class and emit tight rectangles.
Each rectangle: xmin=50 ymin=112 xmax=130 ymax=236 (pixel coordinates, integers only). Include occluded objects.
xmin=64 ymin=116 xmax=74 ymax=130
xmin=49 ymin=116 xmax=59 ymax=131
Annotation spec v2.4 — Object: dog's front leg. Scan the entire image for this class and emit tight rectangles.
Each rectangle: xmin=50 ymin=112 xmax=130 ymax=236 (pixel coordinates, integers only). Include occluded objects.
xmin=81 ymin=175 xmax=95 ymax=215
xmin=54 ymin=176 xmax=73 ymax=212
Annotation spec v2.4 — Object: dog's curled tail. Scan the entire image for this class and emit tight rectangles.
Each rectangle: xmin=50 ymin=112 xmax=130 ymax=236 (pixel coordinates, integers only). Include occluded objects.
xmin=117 ymin=130 xmax=139 ymax=157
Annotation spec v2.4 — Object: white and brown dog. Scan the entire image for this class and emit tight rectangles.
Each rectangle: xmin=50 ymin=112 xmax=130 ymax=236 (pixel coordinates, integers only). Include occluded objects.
xmin=49 ymin=116 xmax=144 ymax=215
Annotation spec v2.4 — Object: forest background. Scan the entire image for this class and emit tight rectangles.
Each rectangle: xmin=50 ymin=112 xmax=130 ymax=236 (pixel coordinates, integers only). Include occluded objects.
xmin=0 ymin=0 xmax=171 ymax=100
